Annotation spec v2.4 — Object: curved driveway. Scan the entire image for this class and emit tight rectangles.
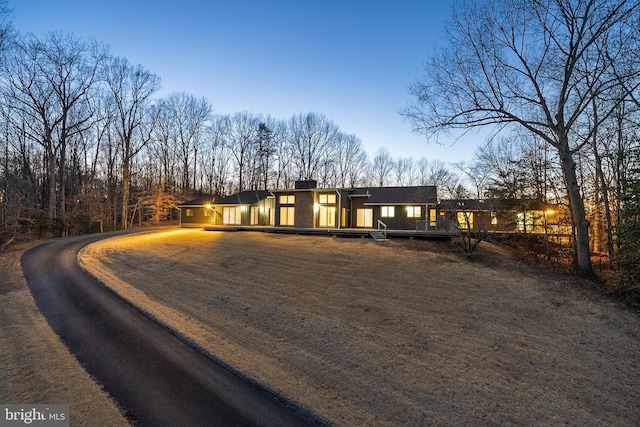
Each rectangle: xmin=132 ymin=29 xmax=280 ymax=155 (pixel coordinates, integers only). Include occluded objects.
xmin=21 ymin=231 xmax=327 ymax=426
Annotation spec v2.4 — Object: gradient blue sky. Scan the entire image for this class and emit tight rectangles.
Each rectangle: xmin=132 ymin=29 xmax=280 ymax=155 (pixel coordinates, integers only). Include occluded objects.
xmin=10 ymin=0 xmax=482 ymax=163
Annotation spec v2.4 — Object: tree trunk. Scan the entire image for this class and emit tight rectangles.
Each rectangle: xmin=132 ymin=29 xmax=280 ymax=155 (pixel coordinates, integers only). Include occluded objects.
xmin=47 ymin=145 xmax=57 ymax=220
xmin=122 ymin=155 xmax=130 ymax=230
xmin=558 ymin=143 xmax=594 ymax=276
xmin=59 ymin=141 xmax=67 ymax=236
xmin=593 ymin=142 xmax=614 ymax=262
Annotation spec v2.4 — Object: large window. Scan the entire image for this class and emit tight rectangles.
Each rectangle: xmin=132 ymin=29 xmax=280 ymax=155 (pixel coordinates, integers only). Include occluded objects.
xmin=356 ymin=208 xmax=373 ymax=227
xmin=279 ymin=194 xmax=295 ymax=226
xmin=317 ymin=193 xmax=337 ymax=227
xmin=407 ymin=206 xmax=421 ymax=218
xmin=318 ymin=206 xmax=336 ymax=227
xmin=457 ymin=212 xmax=473 ymax=229
xmin=381 ymin=206 xmax=395 ymax=218
xmin=223 ymin=206 xmax=242 ymax=225
xmin=280 ymin=206 xmax=295 ymax=226
xmin=318 ymin=193 xmax=336 ymax=204
xmin=279 ymin=195 xmax=295 ymax=204
xmin=517 ymin=212 xmax=535 ymax=232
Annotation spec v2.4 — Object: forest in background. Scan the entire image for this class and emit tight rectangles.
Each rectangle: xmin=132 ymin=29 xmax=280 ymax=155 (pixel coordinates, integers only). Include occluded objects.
xmin=0 ymin=1 xmax=638 ymax=299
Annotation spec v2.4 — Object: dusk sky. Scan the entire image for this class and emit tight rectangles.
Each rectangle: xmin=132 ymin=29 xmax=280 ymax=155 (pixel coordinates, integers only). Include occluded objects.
xmin=10 ymin=0 xmax=483 ymax=163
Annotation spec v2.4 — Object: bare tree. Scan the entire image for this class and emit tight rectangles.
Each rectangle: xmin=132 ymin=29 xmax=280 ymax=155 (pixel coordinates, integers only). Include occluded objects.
xmin=201 ymin=115 xmax=232 ymax=195
xmin=418 ymin=157 xmax=456 ymax=189
xmin=393 ymin=156 xmax=417 ymax=186
xmin=336 ymin=133 xmax=368 ymax=187
xmin=104 ymin=56 xmax=160 ymax=229
xmin=370 ymin=147 xmax=394 ymax=187
xmin=403 ymin=0 xmax=639 ymax=275
xmin=271 ymin=118 xmax=294 ymax=189
xmin=227 ymin=111 xmax=258 ymax=192
xmin=2 ymin=32 xmax=106 ymax=234
xmin=289 ymin=112 xmax=339 ymax=181
xmin=162 ymin=92 xmax=211 ymax=191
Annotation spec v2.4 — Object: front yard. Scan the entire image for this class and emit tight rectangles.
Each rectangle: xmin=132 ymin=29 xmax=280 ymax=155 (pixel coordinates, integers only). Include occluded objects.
xmin=80 ymin=229 xmax=640 ymax=426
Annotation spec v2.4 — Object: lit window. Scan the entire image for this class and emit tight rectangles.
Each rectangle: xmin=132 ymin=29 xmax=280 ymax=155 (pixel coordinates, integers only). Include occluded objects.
xmin=186 ymin=209 xmax=193 ymax=217
xmin=356 ymin=208 xmax=373 ymax=227
xmin=429 ymin=208 xmax=437 ymax=227
xmin=407 ymin=206 xmax=421 ymax=218
xmin=491 ymin=212 xmax=497 ymax=225
xmin=517 ymin=212 xmax=535 ymax=231
xmin=381 ymin=206 xmax=395 ymax=218
xmin=223 ymin=206 xmax=242 ymax=225
xmin=318 ymin=193 xmax=336 ymax=204
xmin=318 ymin=206 xmax=336 ymax=227
xmin=279 ymin=195 xmax=295 ymax=204
xmin=280 ymin=206 xmax=295 ymax=226
xmin=457 ymin=212 xmax=473 ymax=229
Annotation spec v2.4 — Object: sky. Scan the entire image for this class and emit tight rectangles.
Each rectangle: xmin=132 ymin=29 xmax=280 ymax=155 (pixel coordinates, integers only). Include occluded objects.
xmin=9 ymin=0 xmax=483 ymax=163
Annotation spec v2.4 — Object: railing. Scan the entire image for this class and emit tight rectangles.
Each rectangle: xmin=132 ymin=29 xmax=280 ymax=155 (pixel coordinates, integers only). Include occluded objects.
xmin=377 ymin=220 xmax=387 ymax=239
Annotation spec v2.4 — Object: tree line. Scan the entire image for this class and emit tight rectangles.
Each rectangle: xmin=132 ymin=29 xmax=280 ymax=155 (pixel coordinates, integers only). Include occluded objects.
xmin=403 ymin=0 xmax=640 ymax=291
xmin=0 ymin=4 xmax=462 ymax=239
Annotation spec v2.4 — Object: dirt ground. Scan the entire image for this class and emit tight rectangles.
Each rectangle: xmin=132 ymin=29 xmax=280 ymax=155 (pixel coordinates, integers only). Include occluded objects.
xmin=79 ymin=228 xmax=640 ymax=426
xmin=0 ymin=242 xmax=129 ymax=427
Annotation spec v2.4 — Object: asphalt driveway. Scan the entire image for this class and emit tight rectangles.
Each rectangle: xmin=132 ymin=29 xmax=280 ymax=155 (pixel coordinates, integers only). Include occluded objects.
xmin=21 ymin=231 xmax=326 ymax=426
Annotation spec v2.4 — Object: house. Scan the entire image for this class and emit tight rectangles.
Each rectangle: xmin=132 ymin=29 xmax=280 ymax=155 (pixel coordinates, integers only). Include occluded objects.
xmin=440 ymin=198 xmax=569 ymax=234
xmin=178 ymin=181 xmax=444 ymax=232
xmin=271 ymin=180 xmax=439 ymax=230
xmin=176 ymin=196 xmax=215 ymax=228
xmin=208 ymin=190 xmax=274 ymax=226
xmin=177 ymin=191 xmax=274 ymax=228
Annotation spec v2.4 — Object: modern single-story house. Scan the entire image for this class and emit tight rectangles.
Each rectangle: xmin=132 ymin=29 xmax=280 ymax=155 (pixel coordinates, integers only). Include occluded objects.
xmin=178 ymin=181 xmax=441 ymax=232
xmin=440 ymin=198 xmax=569 ymax=234
xmin=271 ymin=180 xmax=439 ymax=231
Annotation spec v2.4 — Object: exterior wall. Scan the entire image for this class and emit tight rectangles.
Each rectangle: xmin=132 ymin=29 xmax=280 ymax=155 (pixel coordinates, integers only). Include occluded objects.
xmin=349 ymin=199 xmax=430 ymax=230
xmin=294 ymin=191 xmax=314 ymax=228
xmin=450 ymin=209 xmax=564 ymax=233
xmin=179 ymin=206 xmax=212 ymax=227
xmin=373 ymin=205 xmax=428 ymax=230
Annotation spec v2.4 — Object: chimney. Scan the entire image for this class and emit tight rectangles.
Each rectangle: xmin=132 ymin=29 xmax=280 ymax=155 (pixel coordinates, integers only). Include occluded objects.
xmin=294 ymin=179 xmax=317 ymax=189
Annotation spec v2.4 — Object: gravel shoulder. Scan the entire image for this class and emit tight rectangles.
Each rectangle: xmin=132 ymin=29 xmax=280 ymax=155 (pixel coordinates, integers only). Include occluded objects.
xmin=79 ymin=228 xmax=640 ymax=426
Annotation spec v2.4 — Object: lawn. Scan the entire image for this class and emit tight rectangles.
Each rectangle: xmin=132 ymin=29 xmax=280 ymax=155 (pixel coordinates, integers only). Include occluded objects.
xmin=79 ymin=228 xmax=640 ymax=426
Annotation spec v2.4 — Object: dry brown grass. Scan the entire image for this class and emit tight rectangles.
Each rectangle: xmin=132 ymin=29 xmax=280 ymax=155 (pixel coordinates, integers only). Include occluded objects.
xmin=80 ymin=229 xmax=640 ymax=426
xmin=0 ymin=243 xmax=129 ymax=427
